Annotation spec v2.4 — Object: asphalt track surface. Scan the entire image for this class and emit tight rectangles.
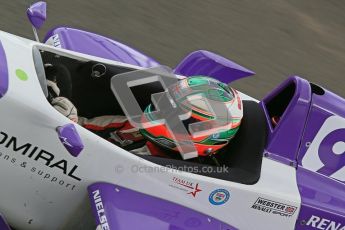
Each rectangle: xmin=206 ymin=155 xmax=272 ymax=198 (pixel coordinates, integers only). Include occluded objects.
xmin=0 ymin=0 xmax=344 ymax=99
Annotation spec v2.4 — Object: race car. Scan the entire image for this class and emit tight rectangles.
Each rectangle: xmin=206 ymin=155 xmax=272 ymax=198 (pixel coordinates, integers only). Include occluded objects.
xmin=0 ymin=1 xmax=344 ymax=230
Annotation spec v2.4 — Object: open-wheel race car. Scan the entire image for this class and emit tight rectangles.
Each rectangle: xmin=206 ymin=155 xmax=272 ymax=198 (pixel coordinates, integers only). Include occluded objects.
xmin=0 ymin=2 xmax=344 ymax=230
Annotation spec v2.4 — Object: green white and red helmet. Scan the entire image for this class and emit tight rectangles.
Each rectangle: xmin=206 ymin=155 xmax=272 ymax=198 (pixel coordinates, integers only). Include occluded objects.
xmin=140 ymin=76 xmax=243 ymax=157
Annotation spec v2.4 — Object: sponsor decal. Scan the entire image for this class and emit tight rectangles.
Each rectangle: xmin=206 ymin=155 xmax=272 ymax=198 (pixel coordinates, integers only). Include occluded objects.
xmin=60 ymin=137 xmax=73 ymax=148
xmin=169 ymin=177 xmax=202 ymax=197
xmin=51 ymin=34 xmax=62 ymax=48
xmin=92 ymin=190 xmax=110 ymax=230
xmin=0 ymin=131 xmax=81 ymax=191
xmin=305 ymin=215 xmax=345 ymax=230
xmin=15 ymin=69 xmax=29 ymax=81
xmin=251 ymin=197 xmax=297 ymax=217
xmin=209 ymin=189 xmax=230 ymax=205
xmin=302 ymin=116 xmax=345 ymax=182
xmin=45 ymin=34 xmax=62 ymax=48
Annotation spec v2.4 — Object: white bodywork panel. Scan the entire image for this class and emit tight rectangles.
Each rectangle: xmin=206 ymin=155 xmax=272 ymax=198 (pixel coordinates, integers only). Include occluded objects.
xmin=0 ymin=31 xmax=301 ymax=230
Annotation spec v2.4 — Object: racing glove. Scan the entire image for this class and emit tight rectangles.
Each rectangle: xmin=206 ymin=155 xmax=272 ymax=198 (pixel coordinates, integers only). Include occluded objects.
xmin=47 ymin=79 xmax=60 ymax=101
xmin=47 ymin=79 xmax=78 ymax=122
xmin=51 ymin=97 xmax=78 ymax=123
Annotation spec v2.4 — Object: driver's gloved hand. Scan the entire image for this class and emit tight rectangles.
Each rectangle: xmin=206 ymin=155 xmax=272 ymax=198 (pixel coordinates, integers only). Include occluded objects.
xmin=47 ymin=80 xmax=60 ymax=102
xmin=51 ymin=97 xmax=78 ymax=123
xmin=47 ymin=80 xmax=78 ymax=122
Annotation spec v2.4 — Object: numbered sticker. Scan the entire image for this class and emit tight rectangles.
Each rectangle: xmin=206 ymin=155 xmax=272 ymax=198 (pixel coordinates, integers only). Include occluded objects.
xmin=302 ymin=116 xmax=345 ymax=182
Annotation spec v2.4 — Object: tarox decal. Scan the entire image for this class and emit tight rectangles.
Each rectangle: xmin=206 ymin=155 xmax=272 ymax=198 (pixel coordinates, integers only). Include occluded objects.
xmin=302 ymin=116 xmax=345 ymax=182
xmin=169 ymin=177 xmax=202 ymax=198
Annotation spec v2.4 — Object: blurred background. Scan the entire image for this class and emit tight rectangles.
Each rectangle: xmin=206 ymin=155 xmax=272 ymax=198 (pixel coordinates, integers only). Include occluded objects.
xmin=0 ymin=0 xmax=344 ymax=99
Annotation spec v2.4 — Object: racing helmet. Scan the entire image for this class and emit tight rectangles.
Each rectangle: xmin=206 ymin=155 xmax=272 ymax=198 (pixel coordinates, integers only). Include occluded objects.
xmin=140 ymin=76 xmax=243 ymax=157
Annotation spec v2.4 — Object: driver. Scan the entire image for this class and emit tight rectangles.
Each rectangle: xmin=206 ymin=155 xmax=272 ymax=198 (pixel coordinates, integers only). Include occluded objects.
xmin=48 ymin=80 xmax=145 ymax=148
xmin=46 ymin=65 xmax=243 ymax=160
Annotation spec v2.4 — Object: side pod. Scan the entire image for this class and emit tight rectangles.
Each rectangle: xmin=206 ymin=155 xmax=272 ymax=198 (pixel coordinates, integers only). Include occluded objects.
xmin=88 ymin=182 xmax=237 ymax=230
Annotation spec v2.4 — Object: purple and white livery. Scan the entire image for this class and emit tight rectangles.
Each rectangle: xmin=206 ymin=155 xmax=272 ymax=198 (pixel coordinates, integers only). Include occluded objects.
xmin=0 ymin=2 xmax=343 ymax=230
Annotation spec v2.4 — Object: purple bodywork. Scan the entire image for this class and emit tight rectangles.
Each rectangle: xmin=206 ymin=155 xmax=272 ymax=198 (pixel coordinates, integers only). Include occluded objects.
xmin=0 ymin=40 xmax=8 ymax=98
xmin=0 ymin=214 xmax=10 ymax=230
xmin=26 ymin=1 xmax=47 ymax=29
xmin=294 ymin=85 xmax=345 ymax=229
xmin=261 ymin=76 xmax=312 ymax=166
xmin=260 ymin=76 xmax=345 ymax=228
xmin=174 ymin=50 xmax=255 ymax=83
xmin=295 ymin=168 xmax=345 ymax=229
xmin=43 ymin=28 xmax=254 ymax=84
xmin=88 ymin=183 xmax=237 ymax=230
xmin=44 ymin=27 xmax=160 ymax=68
xmin=297 ymin=87 xmax=345 ymax=176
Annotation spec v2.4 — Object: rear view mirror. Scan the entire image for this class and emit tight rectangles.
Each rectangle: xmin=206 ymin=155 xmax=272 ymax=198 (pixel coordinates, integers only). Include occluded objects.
xmin=26 ymin=1 xmax=47 ymax=29
xmin=26 ymin=1 xmax=47 ymax=41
